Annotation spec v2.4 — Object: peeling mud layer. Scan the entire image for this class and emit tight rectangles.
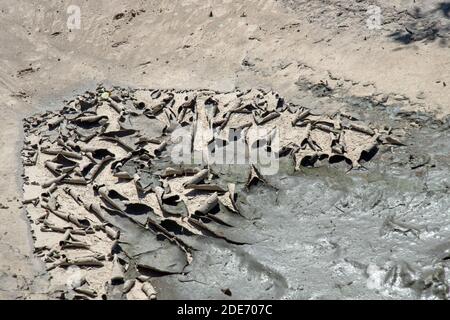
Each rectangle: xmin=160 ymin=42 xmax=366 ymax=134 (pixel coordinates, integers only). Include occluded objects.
xmin=19 ymin=83 xmax=450 ymax=300
xmin=20 ymin=85 xmax=390 ymax=299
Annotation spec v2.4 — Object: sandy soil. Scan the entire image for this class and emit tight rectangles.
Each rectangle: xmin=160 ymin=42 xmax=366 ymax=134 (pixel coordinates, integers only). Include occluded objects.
xmin=0 ymin=0 xmax=449 ymax=299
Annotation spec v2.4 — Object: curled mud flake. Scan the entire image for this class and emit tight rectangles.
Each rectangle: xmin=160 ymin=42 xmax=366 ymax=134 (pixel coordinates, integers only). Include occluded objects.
xmin=111 ymin=254 xmax=125 ymax=284
xmin=141 ymin=282 xmax=157 ymax=300
xmin=380 ymin=135 xmax=406 ymax=146
xmin=83 ymin=202 xmax=109 ymax=223
xmin=45 ymin=154 xmax=79 ymax=175
xmin=78 ymin=97 xmax=98 ymax=112
xmin=61 ymin=177 xmax=89 ymax=186
xmin=177 ymin=96 xmax=197 ymax=123
xmin=63 ymin=187 xmax=82 ymax=205
xmin=194 ymin=193 xmax=219 ymax=216
xmin=219 ymin=113 xmax=234 ymax=132
xmin=45 ymin=207 xmax=91 ymax=228
xmin=63 ymin=256 xmax=105 ymax=268
xmin=151 ymin=90 xmax=161 ymax=100
xmin=155 ymin=188 xmax=189 ymax=217
xmin=314 ymin=122 xmax=339 ymax=134
xmin=331 ymin=142 xmax=345 ymax=155
xmin=41 ymin=174 xmax=67 ymax=188
xmin=153 ymin=141 xmax=168 ymax=157
xmin=185 ymin=183 xmax=227 ymax=193
xmin=41 ymin=221 xmax=86 ymax=236
xmin=122 ymin=279 xmax=136 ymax=294
xmin=103 ymin=224 xmax=120 ymax=240
xmin=22 ymin=196 xmax=40 ymax=205
xmin=84 ymin=155 xmax=115 ymax=181
xmin=123 ymin=203 xmax=156 ymax=225
xmin=294 ymin=151 xmax=319 ymax=168
xmin=345 ymin=122 xmax=375 ymax=136
xmin=212 ymin=112 xmax=230 ymax=128
xmin=22 ymin=150 xmax=39 ymax=166
xmin=232 ymin=121 xmax=253 ymax=131
xmin=220 ymin=183 xmax=239 ymax=214
xmin=59 ymin=232 xmax=90 ymax=250
xmin=108 ymin=98 xmax=125 ymax=113
xmin=96 ymin=184 xmax=129 ymax=212
xmin=133 ymin=173 xmax=161 ymax=196
xmin=143 ymin=101 xmax=165 ymax=116
xmin=340 ymin=111 xmax=360 ymax=121
xmin=225 ymin=98 xmax=243 ymax=113
xmin=47 ymin=256 xmax=105 ymax=271
xmin=182 ymin=168 xmax=209 ymax=187
xmin=40 ymin=147 xmax=83 ymax=160
xmin=246 ymin=165 xmax=268 ymax=189
xmin=47 ymin=116 xmax=64 ymax=130
xmin=74 ymin=114 xmax=108 ymax=125
xmin=297 ymin=122 xmax=312 ymax=148
xmin=160 ymin=166 xmax=200 ymax=178
xmin=73 ymin=284 xmax=98 ymax=299
xmin=45 ymin=194 xmax=60 ymax=211
xmin=253 ymin=110 xmax=280 ymax=125
xmin=358 ymin=140 xmax=379 ymax=164
xmin=205 ymin=97 xmax=219 ymax=121
xmin=101 ymin=129 xmax=138 ymax=138
xmin=41 ymin=183 xmax=58 ymax=198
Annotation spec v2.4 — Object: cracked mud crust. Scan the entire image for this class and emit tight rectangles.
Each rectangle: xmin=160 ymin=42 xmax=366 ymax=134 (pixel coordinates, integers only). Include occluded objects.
xmin=20 ymin=84 xmax=450 ymax=300
xmin=21 ymin=85 xmax=401 ymax=299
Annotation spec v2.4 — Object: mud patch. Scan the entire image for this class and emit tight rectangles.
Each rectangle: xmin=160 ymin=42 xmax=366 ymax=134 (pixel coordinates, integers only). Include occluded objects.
xmin=20 ymin=83 xmax=449 ymax=299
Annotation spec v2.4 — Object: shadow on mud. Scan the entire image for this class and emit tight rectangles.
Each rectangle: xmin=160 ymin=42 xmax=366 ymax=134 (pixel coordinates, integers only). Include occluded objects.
xmin=388 ymin=3 xmax=450 ymax=45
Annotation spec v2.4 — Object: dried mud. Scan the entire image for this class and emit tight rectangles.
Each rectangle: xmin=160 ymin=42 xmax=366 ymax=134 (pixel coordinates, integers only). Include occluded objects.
xmin=19 ymin=82 xmax=450 ymax=300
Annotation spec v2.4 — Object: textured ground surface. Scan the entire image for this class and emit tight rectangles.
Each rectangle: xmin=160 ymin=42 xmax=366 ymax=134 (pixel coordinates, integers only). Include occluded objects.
xmin=0 ymin=0 xmax=449 ymax=299
xmin=21 ymin=86 xmax=400 ymax=299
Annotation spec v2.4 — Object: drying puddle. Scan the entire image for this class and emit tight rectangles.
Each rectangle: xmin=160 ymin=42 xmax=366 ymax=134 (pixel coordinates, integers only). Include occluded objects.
xmin=20 ymin=85 xmax=450 ymax=299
